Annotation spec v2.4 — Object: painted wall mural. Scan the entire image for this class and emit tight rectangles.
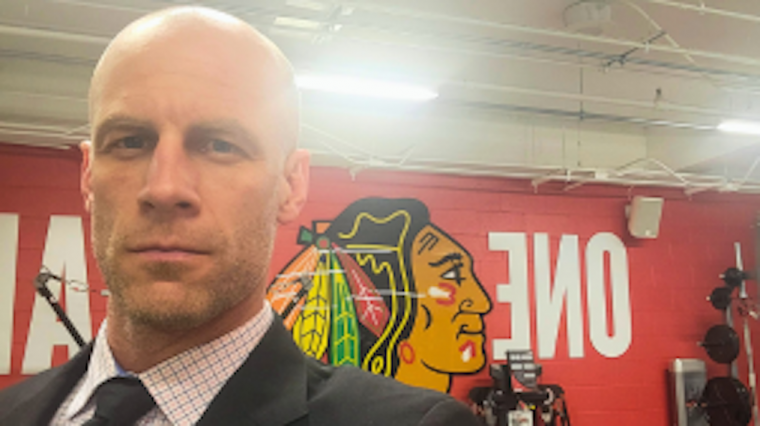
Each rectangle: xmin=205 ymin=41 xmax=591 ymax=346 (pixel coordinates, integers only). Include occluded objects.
xmin=4 ymin=145 xmax=760 ymax=425
xmin=266 ymin=198 xmax=492 ymax=392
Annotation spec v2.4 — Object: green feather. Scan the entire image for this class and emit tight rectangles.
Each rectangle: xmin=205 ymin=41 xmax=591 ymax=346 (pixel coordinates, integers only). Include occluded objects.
xmin=329 ymin=251 xmax=360 ymax=366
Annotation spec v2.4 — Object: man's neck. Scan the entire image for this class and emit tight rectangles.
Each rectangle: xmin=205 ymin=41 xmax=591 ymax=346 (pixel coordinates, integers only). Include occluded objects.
xmin=105 ymin=294 xmax=263 ymax=373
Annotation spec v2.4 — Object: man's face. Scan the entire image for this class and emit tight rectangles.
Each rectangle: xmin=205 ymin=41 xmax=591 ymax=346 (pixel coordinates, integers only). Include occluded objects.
xmin=409 ymin=225 xmax=492 ymax=373
xmin=82 ymin=26 xmax=302 ymax=331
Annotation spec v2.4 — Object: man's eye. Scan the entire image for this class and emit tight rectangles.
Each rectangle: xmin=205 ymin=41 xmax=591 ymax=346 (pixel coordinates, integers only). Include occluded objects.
xmin=209 ymin=139 xmax=234 ymax=153
xmin=117 ymin=136 xmax=146 ymax=149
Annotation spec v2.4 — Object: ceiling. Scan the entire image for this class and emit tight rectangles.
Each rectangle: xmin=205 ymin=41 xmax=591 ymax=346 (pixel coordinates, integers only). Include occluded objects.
xmin=4 ymin=0 xmax=760 ymax=194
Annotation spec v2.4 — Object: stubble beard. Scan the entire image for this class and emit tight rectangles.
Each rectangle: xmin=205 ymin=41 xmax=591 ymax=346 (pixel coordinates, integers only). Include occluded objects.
xmin=92 ymin=207 xmax=276 ymax=333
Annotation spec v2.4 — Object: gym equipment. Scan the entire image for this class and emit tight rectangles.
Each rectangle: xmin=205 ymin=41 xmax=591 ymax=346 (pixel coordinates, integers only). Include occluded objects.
xmin=731 ymin=247 xmax=760 ymax=426
xmin=507 ymin=350 xmax=542 ymax=391
xmin=33 ymin=269 xmax=86 ymax=348
xmin=669 ymin=359 xmax=708 ymax=426
xmin=696 ymin=252 xmax=760 ymax=426
xmin=710 ymin=287 xmax=733 ymax=311
xmin=722 ymin=268 xmax=749 ymax=289
xmin=701 ymin=377 xmax=752 ymax=426
xmin=472 ymin=351 xmax=570 ymax=426
xmin=701 ymin=325 xmax=740 ymax=365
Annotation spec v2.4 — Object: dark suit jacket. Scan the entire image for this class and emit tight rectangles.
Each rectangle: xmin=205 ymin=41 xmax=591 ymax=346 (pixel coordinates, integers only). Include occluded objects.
xmin=0 ymin=318 xmax=480 ymax=426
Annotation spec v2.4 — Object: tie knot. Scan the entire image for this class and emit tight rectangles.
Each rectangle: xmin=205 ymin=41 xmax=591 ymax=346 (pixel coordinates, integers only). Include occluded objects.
xmin=84 ymin=376 xmax=156 ymax=426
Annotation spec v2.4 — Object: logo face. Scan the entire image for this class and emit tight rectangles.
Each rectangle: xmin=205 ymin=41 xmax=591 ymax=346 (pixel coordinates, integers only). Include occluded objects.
xmin=267 ymin=198 xmax=492 ymax=392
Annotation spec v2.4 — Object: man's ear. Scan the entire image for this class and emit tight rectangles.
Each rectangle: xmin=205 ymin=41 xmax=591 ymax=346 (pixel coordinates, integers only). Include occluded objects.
xmin=80 ymin=140 xmax=94 ymax=213
xmin=277 ymin=148 xmax=310 ymax=224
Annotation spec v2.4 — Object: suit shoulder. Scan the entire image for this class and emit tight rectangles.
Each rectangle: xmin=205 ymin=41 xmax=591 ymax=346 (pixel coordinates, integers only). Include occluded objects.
xmin=0 ymin=345 xmax=91 ymax=421
xmin=304 ymin=359 xmax=479 ymax=426
xmin=0 ymin=365 xmax=67 ymax=416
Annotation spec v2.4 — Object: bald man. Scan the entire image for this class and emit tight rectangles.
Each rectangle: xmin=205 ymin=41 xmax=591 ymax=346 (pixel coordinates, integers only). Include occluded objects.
xmin=0 ymin=6 xmax=480 ymax=426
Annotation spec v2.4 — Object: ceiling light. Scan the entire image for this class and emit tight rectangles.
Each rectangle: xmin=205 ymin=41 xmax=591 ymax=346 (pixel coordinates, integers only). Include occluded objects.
xmin=273 ymin=17 xmax=322 ymax=30
xmin=285 ymin=0 xmax=327 ymax=11
xmin=295 ymin=74 xmax=439 ymax=101
xmin=717 ymin=120 xmax=760 ymax=136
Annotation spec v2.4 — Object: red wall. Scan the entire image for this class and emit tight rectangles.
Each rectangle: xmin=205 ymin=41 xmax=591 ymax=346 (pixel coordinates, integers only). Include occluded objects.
xmin=3 ymin=143 xmax=760 ymax=425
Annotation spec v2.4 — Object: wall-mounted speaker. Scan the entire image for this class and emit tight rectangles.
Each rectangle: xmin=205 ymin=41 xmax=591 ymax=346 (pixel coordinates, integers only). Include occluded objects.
xmin=627 ymin=196 xmax=664 ymax=239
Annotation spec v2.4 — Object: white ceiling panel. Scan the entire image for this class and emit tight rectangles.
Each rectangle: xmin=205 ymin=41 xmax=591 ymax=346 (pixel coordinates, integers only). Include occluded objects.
xmin=2 ymin=0 xmax=760 ymax=192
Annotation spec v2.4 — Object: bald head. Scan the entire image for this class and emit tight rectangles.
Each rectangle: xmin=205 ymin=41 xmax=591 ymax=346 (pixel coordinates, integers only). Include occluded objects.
xmin=89 ymin=6 xmax=299 ymax=153
xmin=79 ymin=7 xmax=310 ymax=353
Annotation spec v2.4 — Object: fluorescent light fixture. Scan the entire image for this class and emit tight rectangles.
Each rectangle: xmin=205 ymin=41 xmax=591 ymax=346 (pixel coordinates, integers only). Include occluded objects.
xmin=717 ymin=120 xmax=760 ymax=136
xmin=296 ymin=74 xmax=438 ymax=101
xmin=285 ymin=0 xmax=328 ymax=11
xmin=273 ymin=17 xmax=322 ymax=30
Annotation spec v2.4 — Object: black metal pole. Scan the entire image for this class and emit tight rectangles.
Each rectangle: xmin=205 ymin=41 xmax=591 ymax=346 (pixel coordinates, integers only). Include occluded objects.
xmin=33 ymin=273 xmax=86 ymax=348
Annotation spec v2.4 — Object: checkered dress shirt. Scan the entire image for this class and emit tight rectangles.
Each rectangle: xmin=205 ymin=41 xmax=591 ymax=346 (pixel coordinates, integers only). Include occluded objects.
xmin=51 ymin=303 xmax=273 ymax=426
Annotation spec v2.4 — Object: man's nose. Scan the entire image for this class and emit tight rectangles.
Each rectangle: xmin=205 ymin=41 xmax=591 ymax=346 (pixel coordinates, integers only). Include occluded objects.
xmin=137 ymin=135 xmax=201 ymax=216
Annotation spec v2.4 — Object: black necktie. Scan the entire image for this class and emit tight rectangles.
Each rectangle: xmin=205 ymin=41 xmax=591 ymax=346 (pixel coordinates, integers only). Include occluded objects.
xmin=83 ymin=376 xmax=156 ymax=426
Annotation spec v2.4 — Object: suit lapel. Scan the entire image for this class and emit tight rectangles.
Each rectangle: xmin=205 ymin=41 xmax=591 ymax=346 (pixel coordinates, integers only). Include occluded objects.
xmin=2 ymin=343 xmax=92 ymax=426
xmin=197 ymin=317 xmax=309 ymax=426
xmin=3 ymin=318 xmax=310 ymax=426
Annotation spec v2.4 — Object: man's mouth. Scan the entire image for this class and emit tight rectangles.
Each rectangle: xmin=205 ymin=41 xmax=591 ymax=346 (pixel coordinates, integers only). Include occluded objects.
xmin=128 ymin=244 xmax=210 ymax=260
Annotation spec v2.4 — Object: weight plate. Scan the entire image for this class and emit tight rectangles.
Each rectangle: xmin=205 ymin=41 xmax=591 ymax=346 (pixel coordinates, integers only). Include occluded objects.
xmin=710 ymin=287 xmax=733 ymax=311
xmin=702 ymin=376 xmax=751 ymax=426
xmin=702 ymin=325 xmax=740 ymax=364
xmin=722 ymin=268 xmax=745 ymax=289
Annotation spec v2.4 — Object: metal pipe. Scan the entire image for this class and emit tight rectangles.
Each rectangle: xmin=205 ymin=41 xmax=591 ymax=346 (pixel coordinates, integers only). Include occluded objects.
xmin=735 ymin=156 xmax=760 ymax=191
xmin=0 ymin=24 xmax=110 ymax=45
xmin=564 ymin=157 xmax=690 ymax=192
xmin=50 ymin=0 xmax=760 ymax=33
xmin=622 ymin=1 xmax=705 ymax=75
xmin=433 ymin=99 xmax=716 ymax=131
xmin=0 ymin=128 xmax=84 ymax=141
xmin=733 ymin=244 xmax=760 ymax=426
xmin=354 ymin=160 xmax=760 ymax=193
xmin=0 ymin=48 xmax=96 ymax=67
xmin=344 ymin=2 xmax=760 ymax=68
xmin=642 ymin=0 xmax=760 ymax=25
xmin=0 ymin=90 xmax=87 ymax=103
xmin=50 ymin=0 xmax=151 ymax=14
xmin=8 ymin=2 xmax=760 ymax=74
xmin=301 ymin=99 xmax=720 ymax=185
xmin=0 ymin=120 xmax=85 ymax=133
xmin=332 ymin=21 xmax=760 ymax=86
xmin=603 ymin=30 xmax=668 ymax=68
xmin=615 ymin=157 xmax=689 ymax=185
xmin=6 ymin=6 xmax=760 ymax=91
xmin=453 ymin=81 xmax=733 ymax=119
xmin=304 ymin=143 xmax=760 ymax=195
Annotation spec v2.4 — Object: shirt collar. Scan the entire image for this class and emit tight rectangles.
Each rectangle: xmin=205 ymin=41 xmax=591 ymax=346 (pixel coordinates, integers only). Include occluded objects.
xmin=65 ymin=302 xmax=274 ymax=425
xmin=63 ymin=321 xmax=122 ymax=420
